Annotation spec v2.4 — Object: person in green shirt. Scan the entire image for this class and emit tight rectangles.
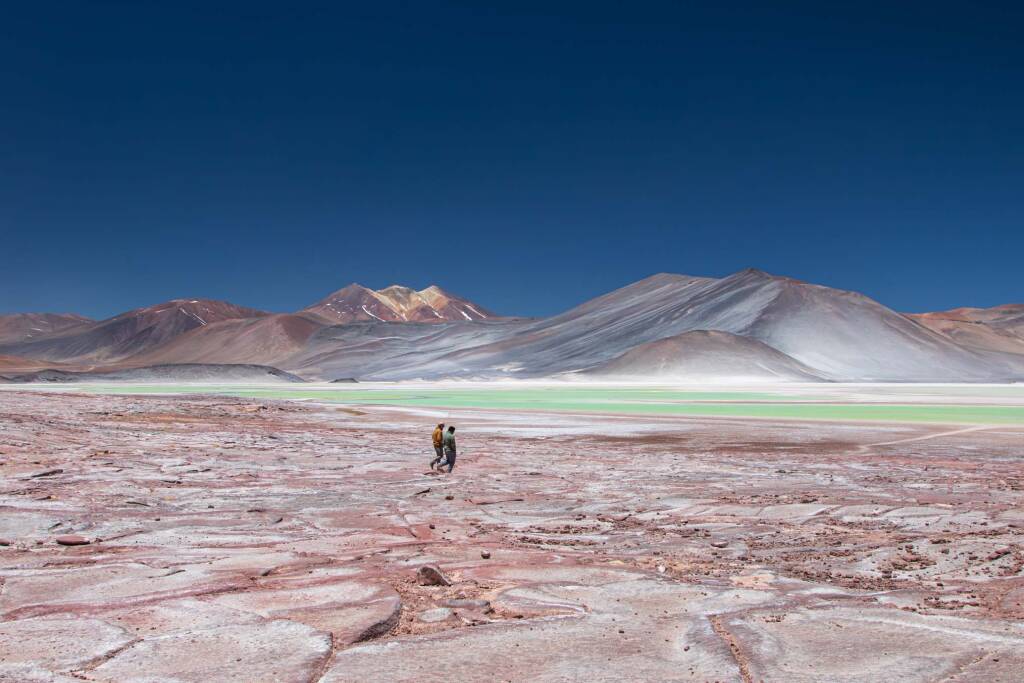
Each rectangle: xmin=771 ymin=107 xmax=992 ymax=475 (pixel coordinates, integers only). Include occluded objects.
xmin=440 ymin=426 xmax=457 ymax=473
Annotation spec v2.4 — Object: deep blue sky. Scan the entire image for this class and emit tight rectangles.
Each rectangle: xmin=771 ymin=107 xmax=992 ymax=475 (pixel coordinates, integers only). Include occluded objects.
xmin=2 ymin=1 xmax=1022 ymax=319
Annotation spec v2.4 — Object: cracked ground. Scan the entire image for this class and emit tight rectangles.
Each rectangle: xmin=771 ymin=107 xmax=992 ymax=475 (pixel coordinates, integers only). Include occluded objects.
xmin=1 ymin=390 xmax=1023 ymax=682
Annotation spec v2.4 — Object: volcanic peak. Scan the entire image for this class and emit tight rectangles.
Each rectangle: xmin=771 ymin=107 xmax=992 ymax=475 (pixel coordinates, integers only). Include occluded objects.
xmin=304 ymin=283 xmax=493 ymax=324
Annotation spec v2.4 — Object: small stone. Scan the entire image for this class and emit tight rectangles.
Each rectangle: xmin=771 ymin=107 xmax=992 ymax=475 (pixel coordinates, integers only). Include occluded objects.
xmin=416 ymin=564 xmax=452 ymax=586
xmin=455 ymin=609 xmax=491 ymax=625
xmin=442 ymin=599 xmax=491 ymax=611
xmin=0 ymin=538 xmax=11 ymax=546
xmin=417 ymin=607 xmax=454 ymax=623
xmin=445 ymin=494 xmax=454 ymax=501
xmin=480 ymin=550 xmax=492 ymax=559
xmin=29 ymin=468 xmax=64 ymax=479
xmin=710 ymin=541 xmax=728 ymax=549
xmin=55 ymin=535 xmax=90 ymax=546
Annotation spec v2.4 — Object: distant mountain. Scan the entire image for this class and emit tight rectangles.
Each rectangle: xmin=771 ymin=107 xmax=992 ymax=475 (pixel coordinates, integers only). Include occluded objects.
xmin=0 ymin=313 xmax=93 ymax=344
xmin=3 ymin=272 xmax=1022 ymax=383
xmin=0 ymin=354 xmax=75 ymax=374
xmin=909 ymin=305 xmax=1024 ymax=355
xmin=286 ymin=269 xmax=1024 ymax=382
xmin=1 ymin=363 xmax=304 ymax=384
xmin=430 ymin=268 xmax=1024 ymax=382
xmin=581 ymin=330 xmax=825 ymax=382
xmin=0 ymin=299 xmax=268 ymax=363
xmin=302 ymin=284 xmax=494 ymax=324
xmin=286 ymin=319 xmax=522 ymax=380
xmin=128 ymin=313 xmax=324 ymax=366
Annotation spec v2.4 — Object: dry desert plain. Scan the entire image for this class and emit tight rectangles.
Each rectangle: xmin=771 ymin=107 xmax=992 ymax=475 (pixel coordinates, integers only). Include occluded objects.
xmin=1 ymin=382 xmax=1024 ymax=682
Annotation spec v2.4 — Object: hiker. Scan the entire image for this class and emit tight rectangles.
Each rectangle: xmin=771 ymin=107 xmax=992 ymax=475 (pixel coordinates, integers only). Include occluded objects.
xmin=440 ymin=426 xmax=457 ymax=473
xmin=430 ymin=422 xmax=445 ymax=470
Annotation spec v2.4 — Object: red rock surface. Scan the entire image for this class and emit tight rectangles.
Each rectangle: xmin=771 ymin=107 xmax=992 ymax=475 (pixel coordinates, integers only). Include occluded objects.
xmin=0 ymin=390 xmax=1023 ymax=680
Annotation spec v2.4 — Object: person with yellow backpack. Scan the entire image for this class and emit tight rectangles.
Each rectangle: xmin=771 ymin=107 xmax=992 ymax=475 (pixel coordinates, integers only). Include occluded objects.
xmin=429 ymin=422 xmax=445 ymax=470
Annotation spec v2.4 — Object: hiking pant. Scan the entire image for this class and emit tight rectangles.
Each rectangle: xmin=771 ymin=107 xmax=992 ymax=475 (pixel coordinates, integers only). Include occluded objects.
xmin=430 ymin=445 xmax=444 ymax=468
xmin=443 ymin=447 xmax=456 ymax=472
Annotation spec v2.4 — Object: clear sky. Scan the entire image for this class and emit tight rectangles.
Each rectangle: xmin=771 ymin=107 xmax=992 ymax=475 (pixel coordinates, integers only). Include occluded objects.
xmin=2 ymin=1 xmax=1021 ymax=319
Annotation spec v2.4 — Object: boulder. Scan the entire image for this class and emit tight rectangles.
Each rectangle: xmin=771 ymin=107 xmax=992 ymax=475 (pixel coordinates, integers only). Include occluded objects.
xmin=416 ymin=564 xmax=452 ymax=586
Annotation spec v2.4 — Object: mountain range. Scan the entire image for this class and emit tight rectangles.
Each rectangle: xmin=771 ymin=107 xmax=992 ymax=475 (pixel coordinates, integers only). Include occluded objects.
xmin=1 ymin=271 xmax=1022 ymax=382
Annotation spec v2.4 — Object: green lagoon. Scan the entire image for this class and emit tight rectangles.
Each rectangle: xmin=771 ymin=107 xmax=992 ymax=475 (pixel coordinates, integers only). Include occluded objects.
xmin=57 ymin=384 xmax=1024 ymax=425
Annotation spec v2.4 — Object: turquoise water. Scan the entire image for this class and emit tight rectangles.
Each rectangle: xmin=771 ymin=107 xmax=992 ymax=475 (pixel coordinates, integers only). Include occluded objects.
xmin=56 ymin=384 xmax=1024 ymax=425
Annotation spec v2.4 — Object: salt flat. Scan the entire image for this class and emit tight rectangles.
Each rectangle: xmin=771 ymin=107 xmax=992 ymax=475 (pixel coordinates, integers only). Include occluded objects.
xmin=1 ymin=384 xmax=1023 ymax=681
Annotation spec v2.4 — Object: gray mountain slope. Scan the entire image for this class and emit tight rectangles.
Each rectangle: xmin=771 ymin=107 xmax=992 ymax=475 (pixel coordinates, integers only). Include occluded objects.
xmin=423 ymin=269 xmax=1023 ymax=381
xmin=284 ymin=320 xmax=525 ymax=380
xmin=581 ymin=330 xmax=825 ymax=381
xmin=284 ymin=269 xmax=1024 ymax=382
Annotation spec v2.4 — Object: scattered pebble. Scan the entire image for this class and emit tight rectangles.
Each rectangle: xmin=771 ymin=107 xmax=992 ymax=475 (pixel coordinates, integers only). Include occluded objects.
xmin=55 ymin=535 xmax=90 ymax=546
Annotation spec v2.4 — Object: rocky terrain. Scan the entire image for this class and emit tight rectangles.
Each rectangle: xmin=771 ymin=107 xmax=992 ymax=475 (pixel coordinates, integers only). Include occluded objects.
xmin=1 ymin=389 xmax=1022 ymax=681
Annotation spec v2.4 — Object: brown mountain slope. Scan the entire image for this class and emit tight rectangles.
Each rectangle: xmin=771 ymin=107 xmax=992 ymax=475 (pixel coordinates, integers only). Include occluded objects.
xmin=127 ymin=313 xmax=324 ymax=366
xmin=909 ymin=305 xmax=1024 ymax=355
xmin=0 ymin=313 xmax=93 ymax=345
xmin=0 ymin=299 xmax=268 ymax=363
xmin=0 ymin=354 xmax=78 ymax=374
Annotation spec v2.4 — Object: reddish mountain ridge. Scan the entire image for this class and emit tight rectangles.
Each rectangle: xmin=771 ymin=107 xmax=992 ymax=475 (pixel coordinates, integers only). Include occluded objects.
xmin=0 ymin=299 xmax=268 ymax=363
xmin=909 ymin=305 xmax=1024 ymax=355
xmin=0 ymin=285 xmax=496 ymax=370
xmin=127 ymin=313 xmax=324 ymax=367
xmin=0 ymin=312 xmax=93 ymax=345
xmin=302 ymin=284 xmax=494 ymax=324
